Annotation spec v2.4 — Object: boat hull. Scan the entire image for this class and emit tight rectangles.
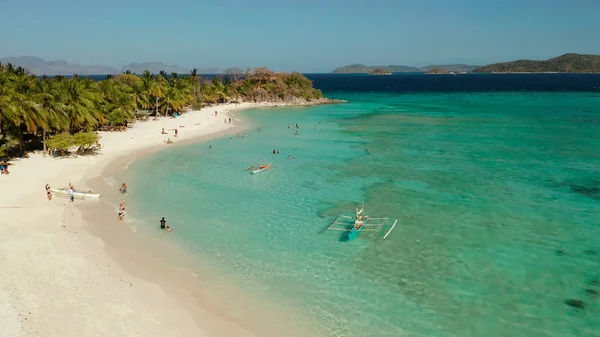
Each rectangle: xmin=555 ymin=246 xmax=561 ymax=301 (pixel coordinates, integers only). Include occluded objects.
xmin=50 ymin=188 xmax=100 ymax=199
xmin=346 ymin=226 xmax=362 ymax=241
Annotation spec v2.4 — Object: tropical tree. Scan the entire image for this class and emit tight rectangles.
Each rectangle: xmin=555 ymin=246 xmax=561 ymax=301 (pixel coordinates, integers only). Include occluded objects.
xmin=0 ymin=64 xmax=325 ymax=159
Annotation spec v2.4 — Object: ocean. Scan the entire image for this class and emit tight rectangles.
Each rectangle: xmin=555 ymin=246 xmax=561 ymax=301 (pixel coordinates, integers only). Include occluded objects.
xmin=125 ymin=74 xmax=600 ymax=337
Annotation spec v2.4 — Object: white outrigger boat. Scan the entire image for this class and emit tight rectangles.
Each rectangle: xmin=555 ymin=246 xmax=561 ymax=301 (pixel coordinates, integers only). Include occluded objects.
xmin=50 ymin=187 xmax=100 ymax=200
xmin=245 ymin=162 xmax=276 ymax=174
xmin=321 ymin=203 xmax=397 ymax=241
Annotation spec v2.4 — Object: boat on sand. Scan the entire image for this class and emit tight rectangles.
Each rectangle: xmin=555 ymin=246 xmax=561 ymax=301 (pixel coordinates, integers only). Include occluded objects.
xmin=321 ymin=203 xmax=397 ymax=241
xmin=50 ymin=187 xmax=100 ymax=199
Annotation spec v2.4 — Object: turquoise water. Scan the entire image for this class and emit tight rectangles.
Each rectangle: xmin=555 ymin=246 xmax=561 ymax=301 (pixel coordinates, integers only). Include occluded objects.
xmin=128 ymin=92 xmax=600 ymax=337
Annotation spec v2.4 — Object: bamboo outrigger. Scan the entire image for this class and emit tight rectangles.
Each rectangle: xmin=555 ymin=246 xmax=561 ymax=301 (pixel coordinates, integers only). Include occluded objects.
xmin=321 ymin=203 xmax=397 ymax=241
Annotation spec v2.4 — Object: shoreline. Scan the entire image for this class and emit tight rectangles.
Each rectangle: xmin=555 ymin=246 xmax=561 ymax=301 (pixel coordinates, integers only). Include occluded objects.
xmin=0 ymin=100 xmax=333 ymax=336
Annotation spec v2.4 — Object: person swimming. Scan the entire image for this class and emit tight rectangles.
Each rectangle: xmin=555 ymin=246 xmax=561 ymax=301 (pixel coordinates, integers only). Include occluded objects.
xmin=119 ymin=183 xmax=127 ymax=194
xmin=160 ymin=217 xmax=166 ymax=229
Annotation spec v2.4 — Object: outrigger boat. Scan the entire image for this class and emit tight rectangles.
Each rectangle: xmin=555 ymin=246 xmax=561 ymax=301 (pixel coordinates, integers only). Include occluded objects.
xmin=321 ymin=203 xmax=397 ymax=241
xmin=245 ymin=162 xmax=276 ymax=174
xmin=50 ymin=187 xmax=100 ymax=199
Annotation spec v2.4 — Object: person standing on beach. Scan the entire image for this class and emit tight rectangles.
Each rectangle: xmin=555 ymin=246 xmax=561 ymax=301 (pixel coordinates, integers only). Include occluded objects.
xmin=174 ymin=129 xmax=178 ymax=137
xmin=160 ymin=217 xmax=166 ymax=229
xmin=45 ymin=184 xmax=52 ymax=201
xmin=118 ymin=201 xmax=125 ymax=220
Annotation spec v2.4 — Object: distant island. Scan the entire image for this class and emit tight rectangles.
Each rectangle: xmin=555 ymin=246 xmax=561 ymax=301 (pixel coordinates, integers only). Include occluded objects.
xmin=333 ymin=64 xmax=422 ymax=74
xmin=473 ymin=53 xmax=600 ymax=73
xmin=332 ymin=63 xmax=479 ymax=74
xmin=0 ymin=56 xmax=221 ymax=75
xmin=426 ymin=68 xmax=450 ymax=74
xmin=369 ymin=68 xmax=392 ymax=75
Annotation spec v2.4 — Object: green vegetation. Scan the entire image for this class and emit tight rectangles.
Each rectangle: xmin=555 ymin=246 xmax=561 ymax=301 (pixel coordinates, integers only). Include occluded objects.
xmin=46 ymin=132 xmax=99 ymax=155
xmin=426 ymin=68 xmax=450 ymax=74
xmin=369 ymin=68 xmax=392 ymax=75
xmin=473 ymin=53 xmax=600 ymax=73
xmin=0 ymin=64 xmax=324 ymax=158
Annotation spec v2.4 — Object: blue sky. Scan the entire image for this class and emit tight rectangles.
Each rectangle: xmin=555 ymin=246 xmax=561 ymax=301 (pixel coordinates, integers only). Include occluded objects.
xmin=0 ymin=0 xmax=599 ymax=72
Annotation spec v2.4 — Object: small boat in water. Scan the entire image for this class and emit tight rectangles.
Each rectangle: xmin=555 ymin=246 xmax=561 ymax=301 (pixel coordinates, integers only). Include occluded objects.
xmin=50 ymin=187 xmax=100 ymax=199
xmin=252 ymin=163 xmax=272 ymax=174
xmin=321 ymin=203 xmax=397 ymax=241
xmin=246 ymin=162 xmax=275 ymax=174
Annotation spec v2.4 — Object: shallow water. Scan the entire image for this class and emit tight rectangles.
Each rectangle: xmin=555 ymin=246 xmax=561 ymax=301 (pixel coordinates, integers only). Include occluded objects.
xmin=127 ymin=91 xmax=600 ymax=337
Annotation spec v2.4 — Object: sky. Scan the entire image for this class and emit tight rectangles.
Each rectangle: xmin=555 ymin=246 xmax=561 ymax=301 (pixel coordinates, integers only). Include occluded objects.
xmin=0 ymin=0 xmax=599 ymax=72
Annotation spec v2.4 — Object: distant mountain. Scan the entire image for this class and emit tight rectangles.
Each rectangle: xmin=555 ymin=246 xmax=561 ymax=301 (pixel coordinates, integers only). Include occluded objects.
xmin=0 ymin=56 xmax=119 ymax=75
xmin=473 ymin=53 xmax=600 ymax=73
xmin=120 ymin=62 xmax=220 ymax=74
xmin=420 ymin=64 xmax=479 ymax=73
xmin=332 ymin=63 xmax=480 ymax=74
xmin=0 ymin=56 xmax=220 ymax=75
xmin=332 ymin=64 xmax=422 ymax=74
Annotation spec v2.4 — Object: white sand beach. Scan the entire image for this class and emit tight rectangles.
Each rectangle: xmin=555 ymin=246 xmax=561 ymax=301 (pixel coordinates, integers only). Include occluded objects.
xmin=0 ymin=101 xmax=324 ymax=337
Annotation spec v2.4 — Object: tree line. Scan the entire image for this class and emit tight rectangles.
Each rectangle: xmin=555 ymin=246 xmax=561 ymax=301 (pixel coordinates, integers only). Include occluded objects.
xmin=0 ymin=64 xmax=324 ymax=157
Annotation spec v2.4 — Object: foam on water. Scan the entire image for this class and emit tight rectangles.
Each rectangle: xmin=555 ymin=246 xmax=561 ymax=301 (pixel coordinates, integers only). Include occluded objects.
xmin=127 ymin=92 xmax=600 ymax=337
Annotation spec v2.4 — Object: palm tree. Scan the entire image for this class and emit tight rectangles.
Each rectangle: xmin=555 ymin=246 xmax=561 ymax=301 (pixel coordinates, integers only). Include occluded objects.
xmin=60 ymin=77 xmax=104 ymax=130
xmin=32 ymin=77 xmax=69 ymax=151
xmin=150 ymin=76 xmax=168 ymax=116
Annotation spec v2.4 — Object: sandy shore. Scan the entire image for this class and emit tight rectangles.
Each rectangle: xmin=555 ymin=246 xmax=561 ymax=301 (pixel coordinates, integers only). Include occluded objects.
xmin=0 ymin=101 xmax=327 ymax=337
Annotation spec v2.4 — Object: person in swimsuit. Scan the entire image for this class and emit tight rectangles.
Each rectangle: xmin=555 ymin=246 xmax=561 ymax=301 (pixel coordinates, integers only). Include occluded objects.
xmin=120 ymin=183 xmax=127 ymax=194
xmin=160 ymin=217 xmax=166 ymax=229
xmin=46 ymin=184 xmax=52 ymax=201
xmin=166 ymin=226 xmax=172 ymax=232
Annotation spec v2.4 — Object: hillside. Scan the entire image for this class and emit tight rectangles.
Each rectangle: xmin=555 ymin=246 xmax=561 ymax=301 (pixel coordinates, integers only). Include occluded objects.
xmin=332 ymin=64 xmax=422 ymax=74
xmin=473 ymin=53 xmax=600 ymax=73
xmin=420 ymin=64 xmax=479 ymax=72
xmin=0 ymin=56 xmax=220 ymax=75
xmin=426 ymin=68 xmax=450 ymax=74
xmin=0 ymin=56 xmax=119 ymax=75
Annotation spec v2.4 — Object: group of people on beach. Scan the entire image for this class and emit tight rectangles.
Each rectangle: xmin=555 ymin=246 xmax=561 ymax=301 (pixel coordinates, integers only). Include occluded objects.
xmin=162 ymin=127 xmax=178 ymax=145
xmin=114 ymin=182 xmax=172 ymax=232
xmin=117 ymin=183 xmax=127 ymax=220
